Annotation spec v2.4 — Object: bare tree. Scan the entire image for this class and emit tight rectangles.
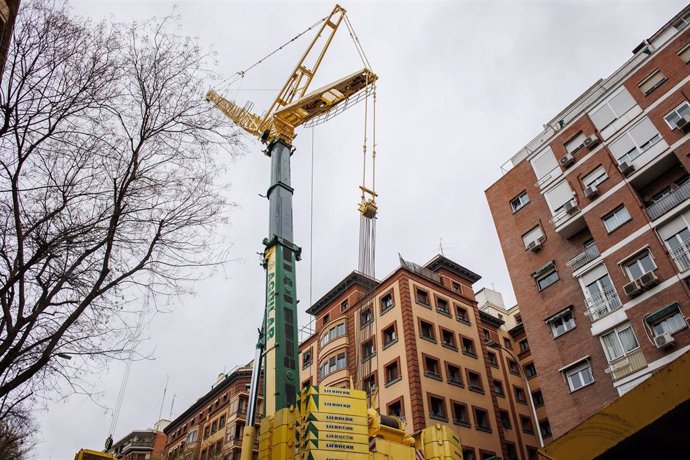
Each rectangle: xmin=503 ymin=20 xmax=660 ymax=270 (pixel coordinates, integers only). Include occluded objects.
xmin=0 ymin=0 xmax=240 ymax=411
xmin=0 ymin=408 xmax=34 ymax=459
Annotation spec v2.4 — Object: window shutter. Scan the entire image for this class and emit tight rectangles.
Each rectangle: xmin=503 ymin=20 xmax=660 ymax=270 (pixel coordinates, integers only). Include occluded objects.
xmin=629 ymin=118 xmax=659 ymax=146
xmin=638 ymin=70 xmax=666 ymax=95
xmin=530 ymin=147 xmax=559 ymax=180
xmin=609 ymin=88 xmax=636 ymax=117
xmin=609 ymin=134 xmax=636 ymax=162
xmin=678 ymin=43 xmax=690 ymax=64
xmin=590 ymin=105 xmax=616 ymax=131
xmin=544 ymin=180 xmax=574 ymax=214
xmin=565 ymin=132 xmax=587 ymax=153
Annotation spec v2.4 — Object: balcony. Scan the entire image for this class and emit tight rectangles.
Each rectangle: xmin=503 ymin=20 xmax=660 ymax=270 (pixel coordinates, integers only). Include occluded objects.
xmin=646 ymin=180 xmax=690 ymax=221
xmin=585 ymin=286 xmax=622 ymax=321
xmin=605 ymin=349 xmax=647 ymax=380
xmin=567 ymin=245 xmax=600 ymax=272
xmin=669 ymin=240 xmax=690 ymax=272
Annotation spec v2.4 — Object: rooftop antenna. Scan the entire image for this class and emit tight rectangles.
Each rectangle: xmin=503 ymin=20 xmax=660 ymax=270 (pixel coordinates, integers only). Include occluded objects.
xmin=169 ymin=394 xmax=177 ymax=420
xmin=157 ymin=375 xmax=169 ymax=421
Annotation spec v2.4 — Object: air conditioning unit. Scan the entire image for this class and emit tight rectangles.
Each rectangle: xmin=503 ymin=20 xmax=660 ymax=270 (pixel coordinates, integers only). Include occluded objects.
xmin=584 ymin=184 xmax=599 ymax=198
xmin=638 ymin=271 xmax=660 ymax=289
xmin=618 ymin=162 xmax=635 ymax=177
xmin=583 ymin=135 xmax=600 ymax=150
xmin=563 ymin=200 xmax=579 ymax=215
xmin=623 ymin=280 xmax=642 ymax=297
xmin=527 ymin=239 xmax=543 ymax=253
xmin=675 ymin=114 xmax=690 ymax=132
xmin=560 ymin=153 xmax=575 ymax=168
xmin=653 ymin=332 xmax=675 ymax=348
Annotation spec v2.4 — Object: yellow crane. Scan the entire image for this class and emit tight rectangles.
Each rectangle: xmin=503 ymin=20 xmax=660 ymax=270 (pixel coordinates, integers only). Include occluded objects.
xmin=208 ymin=5 xmax=463 ymax=459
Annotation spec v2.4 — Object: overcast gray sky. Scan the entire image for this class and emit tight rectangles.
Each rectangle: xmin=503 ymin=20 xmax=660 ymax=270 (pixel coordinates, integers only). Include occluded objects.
xmin=35 ymin=0 xmax=688 ymax=458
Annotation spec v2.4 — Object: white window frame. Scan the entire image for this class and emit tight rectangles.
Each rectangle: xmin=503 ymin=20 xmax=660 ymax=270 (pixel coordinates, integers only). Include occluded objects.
xmin=547 ymin=308 xmax=576 ymax=338
xmin=536 ymin=270 xmax=559 ymax=291
xmin=599 ymin=323 xmax=640 ymax=363
xmin=622 ymin=249 xmax=656 ymax=281
xmin=646 ymin=304 xmax=687 ymax=336
xmin=589 ymin=87 xmax=636 ymax=131
xmin=602 ymin=206 xmax=631 ymax=233
xmin=664 ymin=101 xmax=690 ymax=129
xmin=609 ymin=118 xmax=662 ymax=166
xmin=544 ymin=180 xmax=575 ymax=216
xmin=319 ymin=352 xmax=347 ymax=378
xmin=522 ymin=225 xmax=544 ymax=249
xmin=678 ymin=42 xmax=690 ymax=64
xmin=320 ymin=322 xmax=346 ymax=347
xmin=187 ymin=429 xmax=198 ymax=443
xmin=564 ymin=361 xmax=594 ymax=392
xmin=511 ymin=191 xmax=530 ymax=212
xmin=582 ymin=165 xmax=608 ymax=189
xmin=564 ymin=132 xmax=587 ymax=154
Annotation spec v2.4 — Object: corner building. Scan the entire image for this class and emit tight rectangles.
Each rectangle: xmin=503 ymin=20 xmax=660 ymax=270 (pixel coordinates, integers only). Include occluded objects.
xmin=299 ymin=256 xmax=546 ymax=460
xmin=486 ymin=6 xmax=690 ymax=439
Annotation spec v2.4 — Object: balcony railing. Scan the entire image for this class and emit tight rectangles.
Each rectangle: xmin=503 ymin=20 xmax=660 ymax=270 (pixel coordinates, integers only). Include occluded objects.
xmin=605 ymin=348 xmax=647 ymax=380
xmin=567 ymin=244 xmax=600 ymax=272
xmin=585 ymin=286 xmax=622 ymax=321
xmin=646 ymin=180 xmax=690 ymax=221
xmin=670 ymin=239 xmax=690 ymax=272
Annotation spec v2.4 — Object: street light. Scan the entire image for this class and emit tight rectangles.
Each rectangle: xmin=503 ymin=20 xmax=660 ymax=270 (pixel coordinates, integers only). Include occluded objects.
xmin=486 ymin=339 xmax=544 ymax=448
xmin=56 ymin=353 xmax=72 ymax=360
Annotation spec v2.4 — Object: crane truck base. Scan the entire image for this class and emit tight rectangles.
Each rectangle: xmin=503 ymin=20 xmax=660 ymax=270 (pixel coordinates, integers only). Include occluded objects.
xmin=252 ymin=386 xmax=463 ymax=459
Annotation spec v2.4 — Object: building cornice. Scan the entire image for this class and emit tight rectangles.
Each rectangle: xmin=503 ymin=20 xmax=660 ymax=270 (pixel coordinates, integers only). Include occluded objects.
xmin=306 ymin=271 xmax=379 ymax=315
xmin=424 ymin=254 xmax=482 ymax=284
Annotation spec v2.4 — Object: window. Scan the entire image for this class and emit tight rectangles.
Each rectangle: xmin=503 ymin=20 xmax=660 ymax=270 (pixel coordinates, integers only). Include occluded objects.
xmin=527 ymin=447 xmax=539 ymax=460
xmin=320 ymin=322 xmax=346 ymax=347
xmin=522 ymin=225 xmax=545 ymax=249
xmin=319 ymin=352 xmax=347 ymax=378
xmin=601 ymin=324 xmax=640 ymax=363
xmin=302 ymin=349 xmax=312 ymax=368
xmin=487 ymin=352 xmax=498 ymax=367
xmin=456 ymin=305 xmax=470 ymax=323
xmin=540 ymin=419 xmax=553 ymax=438
xmin=446 ymin=363 xmax=463 ymax=386
xmin=531 ymin=147 xmax=560 ymax=184
xmin=211 ymin=420 xmax=218 ymax=434
xmin=511 ymin=191 xmax=530 ymax=212
xmin=520 ymin=415 xmax=534 ymax=434
xmin=385 ymin=360 xmax=401 ymax=385
xmin=519 ymin=339 xmax=529 ymax=352
xmin=664 ymin=101 xmax=690 ymax=129
xmin=467 ymin=371 xmax=483 ymax=393
xmin=451 ymin=401 xmax=469 ymax=426
xmin=503 ymin=338 xmax=511 ymax=348
xmin=452 ymin=281 xmax=461 ymax=293
xmin=360 ymin=308 xmax=373 ymax=327
xmin=493 ymin=379 xmax=504 ymax=397
xmin=582 ymin=165 xmax=608 ymax=189
xmin=524 ymin=363 xmax=537 ymax=378
xmin=547 ymin=308 xmax=576 ymax=337
xmin=461 ymin=337 xmax=476 ymax=357
xmin=584 ymin=271 xmax=620 ymax=317
xmin=482 ymin=329 xmax=490 ymax=340
xmin=463 ymin=448 xmax=476 ymax=460
xmin=609 ymin=118 xmax=661 ymax=166
xmin=499 ymin=410 xmax=512 ymax=429
xmin=514 ymin=386 xmax=527 ymax=404
xmin=323 ymin=314 xmax=330 ymax=325
xmin=536 ymin=269 xmax=559 ymax=291
xmin=187 ymin=430 xmax=198 ymax=443
xmin=424 ymin=356 xmax=441 ymax=379
xmin=387 ymin=399 xmax=403 ymax=417
xmin=219 ymin=415 xmax=225 ymax=428
xmin=544 ymin=180 xmax=575 ymax=215
xmin=565 ymin=360 xmax=594 ymax=391
xmin=508 ymin=359 xmax=519 ymax=375
xmin=532 ymin=390 xmax=544 ymax=407
xmin=602 ymin=206 xmax=631 ymax=233
xmin=363 ymin=373 xmax=376 ymax=395
xmin=436 ymin=297 xmax=450 ymax=315
xmin=624 ymin=250 xmax=655 ymax=280
xmin=664 ymin=226 xmax=690 ymax=271
xmin=419 ymin=320 xmax=436 ymax=341
xmin=382 ymin=323 xmax=397 ymax=348
xmin=678 ymin=42 xmax=690 ymax=64
xmin=590 ymin=87 xmax=636 ymax=131
xmin=428 ymin=395 xmax=447 ymax=420
xmin=564 ymin=131 xmax=587 ymax=154
xmin=473 ymin=407 xmax=491 ymax=432
xmin=646 ymin=303 xmax=686 ymax=336
xmin=415 ymin=288 xmax=430 ymax=306
xmin=340 ymin=300 xmax=349 ymax=312
xmin=637 ymin=69 xmax=667 ymax=96
xmin=204 ymin=426 xmax=210 ymax=439
xmin=506 ymin=443 xmax=518 ymax=460
xmin=441 ymin=328 xmax=457 ymax=350
xmin=380 ymin=293 xmax=394 ymax=313
xmin=361 ymin=339 xmax=375 ymax=361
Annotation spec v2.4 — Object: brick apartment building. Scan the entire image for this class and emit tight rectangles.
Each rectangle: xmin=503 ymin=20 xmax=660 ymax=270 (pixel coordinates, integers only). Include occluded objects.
xmin=299 ymin=255 xmax=548 ymax=460
xmin=110 ymin=420 xmax=169 ymax=460
xmin=162 ymin=364 xmax=261 ymax=460
xmin=486 ymin=5 xmax=690 ymax=439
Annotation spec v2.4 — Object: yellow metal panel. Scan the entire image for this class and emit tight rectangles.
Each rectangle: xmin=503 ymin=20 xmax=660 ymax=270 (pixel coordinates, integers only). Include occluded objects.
xmin=264 ymin=246 xmax=278 ymax=416
xmin=296 ymin=452 xmax=370 ymax=460
xmin=371 ymin=438 xmax=416 ymax=459
xmin=301 ymin=386 xmax=367 ymax=400
xmin=419 ymin=424 xmax=462 ymax=450
xmin=540 ymin=351 xmax=690 ymax=460
xmin=299 ymin=429 xmax=369 ymax=445
xmin=300 ymin=395 xmax=368 ymax=417
xmin=299 ymin=412 xmax=369 ymax=426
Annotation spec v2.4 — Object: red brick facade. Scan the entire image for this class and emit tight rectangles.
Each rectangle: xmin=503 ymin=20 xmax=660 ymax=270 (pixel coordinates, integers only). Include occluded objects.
xmin=486 ymin=7 xmax=690 ymax=439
